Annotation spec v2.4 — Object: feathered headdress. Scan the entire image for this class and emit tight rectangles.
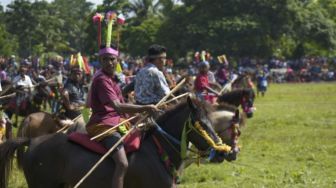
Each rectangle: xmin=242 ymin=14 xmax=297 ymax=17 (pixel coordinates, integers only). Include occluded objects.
xmin=70 ymin=53 xmax=91 ymax=74
xmin=92 ymin=13 xmax=104 ymax=48
xmin=93 ymin=11 xmax=126 ymax=57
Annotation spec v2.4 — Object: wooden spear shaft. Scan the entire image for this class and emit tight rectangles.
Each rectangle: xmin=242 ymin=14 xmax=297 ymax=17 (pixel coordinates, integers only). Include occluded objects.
xmin=56 ymin=114 xmax=83 ymax=133
xmin=219 ymin=76 xmax=238 ymax=95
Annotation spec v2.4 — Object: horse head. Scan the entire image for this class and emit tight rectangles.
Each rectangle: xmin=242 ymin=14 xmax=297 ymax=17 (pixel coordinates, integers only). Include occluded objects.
xmin=217 ymin=88 xmax=256 ymax=118
xmin=205 ymin=101 xmax=245 ymax=163
xmin=240 ymin=88 xmax=255 ymax=118
xmin=184 ymin=96 xmax=232 ymax=161
xmin=209 ymin=109 xmax=242 ymax=163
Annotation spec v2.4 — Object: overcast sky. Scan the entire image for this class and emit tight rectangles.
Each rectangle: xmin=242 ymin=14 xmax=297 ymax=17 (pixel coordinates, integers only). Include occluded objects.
xmin=1 ymin=0 xmax=103 ymax=8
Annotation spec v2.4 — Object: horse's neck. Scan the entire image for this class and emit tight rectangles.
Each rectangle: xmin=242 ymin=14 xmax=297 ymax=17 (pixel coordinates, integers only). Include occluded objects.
xmin=221 ymin=92 xmax=243 ymax=107
xmin=153 ymin=105 xmax=190 ymax=169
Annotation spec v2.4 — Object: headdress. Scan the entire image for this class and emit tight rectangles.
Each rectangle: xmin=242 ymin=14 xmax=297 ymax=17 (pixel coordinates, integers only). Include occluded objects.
xmin=70 ymin=52 xmax=91 ymax=74
xmin=93 ymin=11 xmax=126 ymax=57
xmin=194 ymin=50 xmax=212 ymax=63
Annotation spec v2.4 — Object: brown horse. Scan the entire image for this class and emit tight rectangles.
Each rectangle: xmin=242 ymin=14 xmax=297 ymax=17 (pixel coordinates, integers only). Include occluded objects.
xmin=217 ymin=88 xmax=255 ymax=118
xmin=17 ymin=111 xmax=86 ymax=138
xmin=0 ymin=97 xmax=231 ymax=188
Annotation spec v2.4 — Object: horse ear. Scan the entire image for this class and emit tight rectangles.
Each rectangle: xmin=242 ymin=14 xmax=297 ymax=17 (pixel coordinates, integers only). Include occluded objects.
xmin=187 ymin=95 xmax=197 ymax=111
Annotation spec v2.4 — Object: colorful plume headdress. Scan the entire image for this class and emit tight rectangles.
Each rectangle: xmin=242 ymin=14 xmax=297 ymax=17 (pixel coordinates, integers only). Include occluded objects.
xmin=70 ymin=52 xmax=91 ymax=74
xmin=93 ymin=11 xmax=126 ymax=57
xmin=195 ymin=50 xmax=212 ymax=63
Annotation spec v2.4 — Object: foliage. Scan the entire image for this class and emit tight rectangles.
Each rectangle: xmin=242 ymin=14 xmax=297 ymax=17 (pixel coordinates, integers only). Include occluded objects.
xmin=0 ymin=23 xmax=18 ymax=57
xmin=0 ymin=0 xmax=336 ymax=59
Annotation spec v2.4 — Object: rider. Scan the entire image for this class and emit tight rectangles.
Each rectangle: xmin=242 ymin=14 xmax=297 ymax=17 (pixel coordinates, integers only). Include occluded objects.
xmin=216 ymin=64 xmax=229 ymax=86
xmin=60 ymin=67 xmax=86 ymax=133
xmin=194 ymin=61 xmax=220 ymax=103
xmin=134 ymin=44 xmax=170 ymax=105
xmin=86 ymin=44 xmax=159 ymax=188
xmin=11 ymin=61 xmax=33 ymax=127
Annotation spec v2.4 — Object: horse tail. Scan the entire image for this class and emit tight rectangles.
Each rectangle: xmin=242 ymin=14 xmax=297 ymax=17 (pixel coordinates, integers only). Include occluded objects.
xmin=0 ymin=138 xmax=30 ymax=188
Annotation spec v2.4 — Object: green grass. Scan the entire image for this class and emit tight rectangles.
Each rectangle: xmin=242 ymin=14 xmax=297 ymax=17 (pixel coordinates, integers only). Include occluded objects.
xmin=180 ymin=83 xmax=336 ymax=188
xmin=7 ymin=83 xmax=336 ymax=188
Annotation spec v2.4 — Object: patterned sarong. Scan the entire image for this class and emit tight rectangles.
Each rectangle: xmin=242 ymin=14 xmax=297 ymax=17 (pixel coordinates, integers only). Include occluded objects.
xmin=86 ymin=118 xmax=131 ymax=141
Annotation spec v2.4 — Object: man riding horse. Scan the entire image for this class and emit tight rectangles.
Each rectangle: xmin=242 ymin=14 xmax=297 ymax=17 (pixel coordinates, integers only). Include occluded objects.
xmin=86 ymin=42 xmax=159 ymax=188
xmin=194 ymin=61 xmax=221 ymax=104
xmin=134 ymin=44 xmax=170 ymax=105
xmin=60 ymin=67 xmax=87 ymax=133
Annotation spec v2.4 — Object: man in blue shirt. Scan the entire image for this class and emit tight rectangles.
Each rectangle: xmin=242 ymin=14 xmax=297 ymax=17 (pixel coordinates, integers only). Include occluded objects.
xmin=135 ymin=44 xmax=170 ymax=105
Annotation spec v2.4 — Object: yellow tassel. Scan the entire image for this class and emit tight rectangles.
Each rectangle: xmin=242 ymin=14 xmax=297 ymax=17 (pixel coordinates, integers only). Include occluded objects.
xmin=194 ymin=122 xmax=231 ymax=152
xmin=115 ymin=62 xmax=122 ymax=73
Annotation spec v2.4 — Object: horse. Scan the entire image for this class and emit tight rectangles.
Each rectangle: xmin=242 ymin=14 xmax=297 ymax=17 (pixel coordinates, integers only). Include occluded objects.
xmin=17 ymin=111 xmax=86 ymax=138
xmin=217 ymin=88 xmax=255 ymax=118
xmin=231 ymin=74 xmax=255 ymax=90
xmin=0 ymin=97 xmax=232 ymax=188
xmin=16 ymin=88 xmax=254 ymax=141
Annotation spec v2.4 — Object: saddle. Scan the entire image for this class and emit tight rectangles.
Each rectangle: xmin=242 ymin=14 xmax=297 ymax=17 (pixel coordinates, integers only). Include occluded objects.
xmin=68 ymin=129 xmax=142 ymax=155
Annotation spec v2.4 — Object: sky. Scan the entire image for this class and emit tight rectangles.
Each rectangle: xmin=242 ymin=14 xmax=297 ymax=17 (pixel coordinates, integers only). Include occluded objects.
xmin=0 ymin=0 xmax=103 ymax=8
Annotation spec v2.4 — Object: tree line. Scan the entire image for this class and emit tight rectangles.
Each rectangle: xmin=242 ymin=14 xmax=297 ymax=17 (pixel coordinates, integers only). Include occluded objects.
xmin=0 ymin=0 xmax=335 ymax=60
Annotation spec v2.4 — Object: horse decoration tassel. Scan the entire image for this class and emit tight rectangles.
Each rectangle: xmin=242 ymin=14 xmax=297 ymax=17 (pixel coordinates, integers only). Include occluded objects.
xmin=194 ymin=122 xmax=232 ymax=153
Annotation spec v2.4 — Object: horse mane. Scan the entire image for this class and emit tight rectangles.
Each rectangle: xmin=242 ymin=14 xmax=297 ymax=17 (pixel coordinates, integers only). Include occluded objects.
xmin=156 ymin=97 xmax=214 ymax=123
xmin=218 ymin=88 xmax=251 ymax=102
xmin=232 ymin=74 xmax=246 ymax=85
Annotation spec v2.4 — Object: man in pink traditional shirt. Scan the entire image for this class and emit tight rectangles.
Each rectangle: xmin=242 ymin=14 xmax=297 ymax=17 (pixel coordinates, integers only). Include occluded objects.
xmin=86 ymin=45 xmax=159 ymax=188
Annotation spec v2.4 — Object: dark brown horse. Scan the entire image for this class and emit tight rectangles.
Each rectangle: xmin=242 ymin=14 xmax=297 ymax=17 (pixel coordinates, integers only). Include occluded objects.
xmin=0 ymin=97 xmax=231 ymax=188
xmin=217 ymin=88 xmax=255 ymax=118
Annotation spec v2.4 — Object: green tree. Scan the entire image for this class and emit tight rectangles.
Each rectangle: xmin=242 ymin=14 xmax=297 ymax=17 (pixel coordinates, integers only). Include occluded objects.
xmin=5 ymin=0 xmax=36 ymax=57
xmin=159 ymin=0 xmax=336 ymax=59
xmin=0 ymin=23 xmax=18 ymax=56
xmin=123 ymin=16 xmax=163 ymax=56
xmin=52 ymin=0 xmax=94 ymax=53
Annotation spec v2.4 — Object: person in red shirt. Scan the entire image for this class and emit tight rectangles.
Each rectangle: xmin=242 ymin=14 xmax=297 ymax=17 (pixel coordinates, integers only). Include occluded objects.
xmin=86 ymin=45 xmax=159 ymax=188
xmin=194 ymin=61 xmax=220 ymax=103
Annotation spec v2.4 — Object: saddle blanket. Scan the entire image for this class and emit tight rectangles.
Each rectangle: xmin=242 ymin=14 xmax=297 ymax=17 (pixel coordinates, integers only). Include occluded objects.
xmin=68 ymin=130 xmax=142 ymax=154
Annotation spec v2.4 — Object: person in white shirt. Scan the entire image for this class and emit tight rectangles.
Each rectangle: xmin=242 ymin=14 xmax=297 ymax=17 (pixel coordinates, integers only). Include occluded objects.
xmin=11 ymin=63 xmax=34 ymax=126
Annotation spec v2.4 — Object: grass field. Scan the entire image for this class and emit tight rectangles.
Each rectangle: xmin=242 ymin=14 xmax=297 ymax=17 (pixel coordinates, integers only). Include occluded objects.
xmin=7 ymin=83 xmax=336 ymax=188
xmin=180 ymin=83 xmax=336 ymax=188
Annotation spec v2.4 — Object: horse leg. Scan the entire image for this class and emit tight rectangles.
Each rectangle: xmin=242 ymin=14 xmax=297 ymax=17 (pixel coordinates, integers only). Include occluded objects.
xmin=0 ymin=138 xmax=30 ymax=188
xmin=5 ymin=121 xmax=12 ymax=140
